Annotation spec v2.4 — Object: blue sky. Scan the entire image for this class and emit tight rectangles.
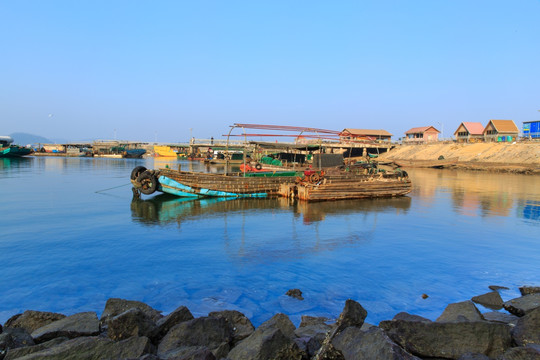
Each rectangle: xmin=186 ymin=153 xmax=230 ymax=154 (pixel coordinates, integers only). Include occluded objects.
xmin=1 ymin=1 xmax=539 ymax=142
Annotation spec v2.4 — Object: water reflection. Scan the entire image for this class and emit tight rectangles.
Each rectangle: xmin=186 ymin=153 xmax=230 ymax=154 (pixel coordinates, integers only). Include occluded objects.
xmin=131 ymin=195 xmax=411 ymax=226
xmin=409 ymin=168 xmax=540 ymax=222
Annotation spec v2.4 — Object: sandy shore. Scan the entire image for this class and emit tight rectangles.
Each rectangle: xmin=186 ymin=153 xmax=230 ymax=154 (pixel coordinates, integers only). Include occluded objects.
xmin=379 ymin=142 xmax=540 ymax=174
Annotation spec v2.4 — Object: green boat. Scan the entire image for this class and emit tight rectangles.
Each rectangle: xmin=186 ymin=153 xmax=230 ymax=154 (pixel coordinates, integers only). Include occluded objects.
xmin=0 ymin=136 xmax=33 ymax=157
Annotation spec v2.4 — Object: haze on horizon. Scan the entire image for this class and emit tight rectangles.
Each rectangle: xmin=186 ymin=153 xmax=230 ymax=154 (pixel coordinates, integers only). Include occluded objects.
xmin=1 ymin=1 xmax=539 ymax=143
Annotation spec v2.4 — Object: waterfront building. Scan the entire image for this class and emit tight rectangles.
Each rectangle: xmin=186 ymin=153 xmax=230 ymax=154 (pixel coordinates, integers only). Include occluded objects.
xmin=339 ymin=129 xmax=393 ymax=142
xmin=483 ymin=120 xmax=519 ymax=142
xmin=403 ymin=126 xmax=440 ymax=143
xmin=523 ymin=120 xmax=540 ymax=139
xmin=453 ymin=122 xmax=485 ymax=143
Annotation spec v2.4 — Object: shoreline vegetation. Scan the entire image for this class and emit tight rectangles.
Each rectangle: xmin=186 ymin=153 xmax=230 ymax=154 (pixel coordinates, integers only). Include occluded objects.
xmin=1 ymin=286 xmax=538 ymax=359
xmin=380 ymin=142 xmax=540 ymax=174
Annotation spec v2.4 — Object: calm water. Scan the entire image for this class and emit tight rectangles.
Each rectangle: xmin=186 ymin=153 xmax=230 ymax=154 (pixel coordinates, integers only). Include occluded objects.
xmin=1 ymin=156 xmax=539 ymax=326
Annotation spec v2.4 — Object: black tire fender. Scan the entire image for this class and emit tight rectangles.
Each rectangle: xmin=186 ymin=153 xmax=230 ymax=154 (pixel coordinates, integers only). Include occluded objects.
xmin=255 ymin=163 xmax=262 ymax=170
xmin=131 ymin=166 xmax=147 ymax=180
xmin=137 ymin=171 xmax=158 ymax=195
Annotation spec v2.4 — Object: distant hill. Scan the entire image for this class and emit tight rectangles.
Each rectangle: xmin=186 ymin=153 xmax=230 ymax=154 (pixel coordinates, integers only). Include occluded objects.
xmin=9 ymin=132 xmax=52 ymax=145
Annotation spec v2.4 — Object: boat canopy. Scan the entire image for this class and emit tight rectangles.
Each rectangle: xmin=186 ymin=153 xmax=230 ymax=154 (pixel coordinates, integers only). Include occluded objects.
xmin=0 ymin=136 xmax=14 ymax=146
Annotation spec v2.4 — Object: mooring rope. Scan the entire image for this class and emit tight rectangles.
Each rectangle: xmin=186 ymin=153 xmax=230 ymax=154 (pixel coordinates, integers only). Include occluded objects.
xmin=95 ymin=183 xmax=132 ymax=193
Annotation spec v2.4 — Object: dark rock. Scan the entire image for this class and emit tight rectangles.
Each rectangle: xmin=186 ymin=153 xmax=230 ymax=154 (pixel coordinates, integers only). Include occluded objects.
xmin=503 ymin=293 xmax=540 ymax=317
xmin=294 ymin=322 xmax=331 ymax=358
xmin=489 ymin=285 xmax=510 ymax=291
xmin=30 ymin=312 xmax=100 ymax=343
xmin=436 ymin=300 xmax=485 ymax=322
xmin=255 ymin=313 xmax=296 ymax=339
xmin=4 ymin=311 xmax=66 ymax=333
xmin=332 ymin=326 xmax=420 ymax=360
xmin=5 ymin=336 xmax=154 ymax=360
xmin=227 ymin=328 xmax=304 ymax=360
xmin=518 ymin=286 xmax=540 ymax=296
xmin=299 ymin=315 xmax=329 ymax=327
xmin=499 ymin=344 xmax=540 ymax=360
xmin=0 ymin=327 xmax=34 ymax=355
xmin=457 ymin=353 xmax=491 ymax=360
xmin=482 ymin=311 xmax=519 ymax=325
xmin=313 ymin=299 xmax=367 ymax=360
xmin=208 ymin=310 xmax=254 ymax=344
xmin=157 ymin=317 xmax=232 ymax=359
xmin=286 ymin=289 xmax=304 ymax=300
xmin=511 ymin=306 xmax=540 ymax=346
xmin=4 ymin=337 xmax=68 ymax=360
xmin=107 ymin=308 xmax=157 ymax=342
xmin=160 ymin=346 xmax=216 ymax=360
xmin=156 ymin=306 xmax=194 ymax=340
xmin=421 ymin=293 xmax=429 ymax=299
xmin=471 ymin=291 xmax=504 ymax=310
xmin=333 ymin=299 xmax=367 ymax=333
xmin=100 ymin=298 xmax=163 ymax=325
xmin=379 ymin=319 xmax=512 ymax=358
xmin=393 ymin=312 xmax=432 ymax=323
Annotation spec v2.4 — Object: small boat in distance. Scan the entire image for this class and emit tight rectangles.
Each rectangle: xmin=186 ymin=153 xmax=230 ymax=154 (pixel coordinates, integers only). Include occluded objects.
xmin=0 ymin=136 xmax=33 ymax=157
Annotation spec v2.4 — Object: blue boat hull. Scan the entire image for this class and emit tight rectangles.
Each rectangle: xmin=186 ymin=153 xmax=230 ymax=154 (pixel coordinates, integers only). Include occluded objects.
xmin=158 ymin=175 xmax=268 ymax=198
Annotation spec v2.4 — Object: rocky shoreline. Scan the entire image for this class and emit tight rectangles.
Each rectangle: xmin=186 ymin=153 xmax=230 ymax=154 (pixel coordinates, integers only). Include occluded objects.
xmin=1 ymin=286 xmax=539 ymax=359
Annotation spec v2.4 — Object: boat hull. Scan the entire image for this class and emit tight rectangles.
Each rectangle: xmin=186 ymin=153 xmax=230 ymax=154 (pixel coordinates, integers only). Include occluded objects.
xmin=0 ymin=146 xmax=33 ymax=157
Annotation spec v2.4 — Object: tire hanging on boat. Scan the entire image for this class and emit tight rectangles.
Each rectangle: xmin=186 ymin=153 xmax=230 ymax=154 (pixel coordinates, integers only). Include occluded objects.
xmin=255 ymin=163 xmax=262 ymax=170
xmin=131 ymin=166 xmax=147 ymax=180
xmin=136 ymin=171 xmax=158 ymax=195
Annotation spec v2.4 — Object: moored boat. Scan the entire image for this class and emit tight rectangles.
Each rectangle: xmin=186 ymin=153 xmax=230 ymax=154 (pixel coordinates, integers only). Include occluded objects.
xmin=123 ymin=148 xmax=147 ymax=158
xmin=0 ymin=136 xmax=33 ymax=158
xmin=130 ymin=164 xmax=412 ymax=202
xmin=130 ymin=166 xmax=300 ymax=198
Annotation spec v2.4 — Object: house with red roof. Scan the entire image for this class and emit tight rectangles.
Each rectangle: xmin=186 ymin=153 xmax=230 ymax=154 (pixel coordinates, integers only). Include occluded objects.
xmin=453 ymin=122 xmax=484 ymax=143
xmin=339 ymin=128 xmax=393 ymax=142
xmin=403 ymin=126 xmax=440 ymax=143
xmin=483 ymin=120 xmax=519 ymax=142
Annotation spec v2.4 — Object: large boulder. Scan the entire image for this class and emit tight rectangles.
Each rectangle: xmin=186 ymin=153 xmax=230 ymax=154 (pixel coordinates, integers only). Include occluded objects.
xmin=227 ymin=327 xmax=304 ymax=360
xmin=392 ymin=312 xmax=431 ymax=323
xmin=159 ymin=346 xmax=216 ymax=359
xmin=4 ymin=311 xmax=66 ymax=333
xmin=5 ymin=336 xmax=154 ymax=360
xmin=314 ymin=299 xmax=368 ymax=360
xmin=436 ymin=301 xmax=485 ymax=322
xmin=107 ymin=308 xmax=157 ymax=341
xmin=157 ymin=316 xmax=232 ymax=359
xmin=0 ymin=327 xmax=34 ymax=356
xmin=294 ymin=321 xmax=332 ymax=358
xmin=156 ymin=306 xmax=194 ymax=340
xmin=100 ymin=298 xmax=163 ymax=325
xmin=208 ymin=310 xmax=255 ymax=344
xmin=254 ymin=313 xmax=296 ymax=339
xmin=30 ymin=312 xmax=100 ymax=343
xmin=332 ymin=326 xmax=420 ymax=360
xmin=518 ymin=286 xmax=540 ymax=296
xmin=471 ymin=291 xmax=503 ymax=310
xmin=4 ymin=337 xmax=68 ymax=360
xmin=503 ymin=293 xmax=540 ymax=316
xmin=511 ymin=306 xmax=540 ymax=346
xmin=482 ymin=311 xmax=519 ymax=325
xmin=379 ymin=319 xmax=512 ymax=359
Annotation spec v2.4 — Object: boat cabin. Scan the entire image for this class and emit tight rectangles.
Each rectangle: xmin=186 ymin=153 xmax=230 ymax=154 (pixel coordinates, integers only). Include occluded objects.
xmin=0 ymin=136 xmax=14 ymax=147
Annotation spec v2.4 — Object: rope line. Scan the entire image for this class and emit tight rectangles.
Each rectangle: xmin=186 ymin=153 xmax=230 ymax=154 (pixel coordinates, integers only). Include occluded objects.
xmin=95 ymin=183 xmax=132 ymax=193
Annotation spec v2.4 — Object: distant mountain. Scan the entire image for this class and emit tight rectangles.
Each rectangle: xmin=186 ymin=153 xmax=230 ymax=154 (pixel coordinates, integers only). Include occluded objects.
xmin=9 ymin=132 xmax=52 ymax=145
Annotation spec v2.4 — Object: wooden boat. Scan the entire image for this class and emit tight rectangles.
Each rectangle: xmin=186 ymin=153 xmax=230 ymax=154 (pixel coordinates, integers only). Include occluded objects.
xmin=123 ymin=149 xmax=146 ymax=158
xmin=130 ymin=166 xmax=301 ymax=198
xmin=130 ymin=164 xmax=412 ymax=202
xmin=279 ymin=171 xmax=412 ymax=201
xmin=154 ymin=145 xmax=178 ymax=157
xmin=393 ymin=157 xmax=459 ymax=169
xmin=0 ymin=136 xmax=33 ymax=157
